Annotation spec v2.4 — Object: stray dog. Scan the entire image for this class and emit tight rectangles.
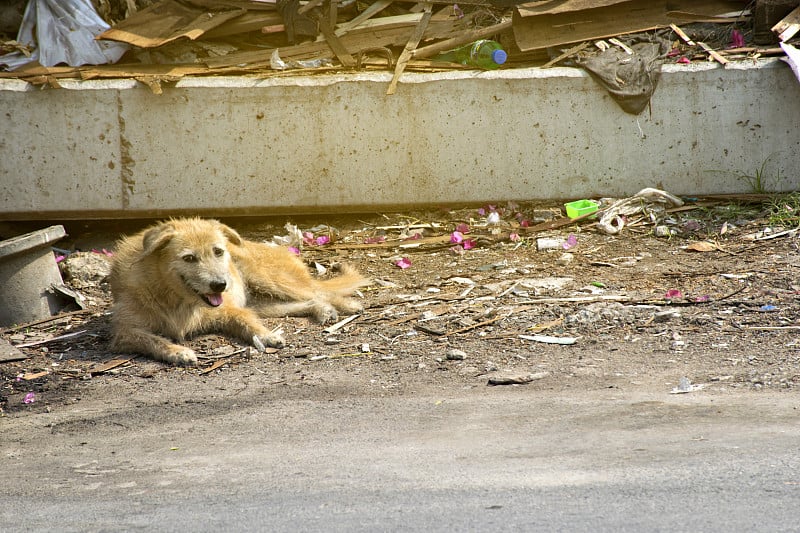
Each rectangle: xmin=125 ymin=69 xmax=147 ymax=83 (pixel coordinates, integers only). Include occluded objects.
xmin=109 ymin=218 xmax=368 ymax=365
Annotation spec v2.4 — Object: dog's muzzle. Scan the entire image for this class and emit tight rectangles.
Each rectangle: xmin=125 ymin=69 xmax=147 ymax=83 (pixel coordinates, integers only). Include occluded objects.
xmin=203 ymin=280 xmax=227 ymax=307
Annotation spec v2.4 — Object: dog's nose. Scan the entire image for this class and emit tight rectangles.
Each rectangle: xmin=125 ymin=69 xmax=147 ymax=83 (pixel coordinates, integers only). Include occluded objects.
xmin=210 ymin=280 xmax=227 ymax=293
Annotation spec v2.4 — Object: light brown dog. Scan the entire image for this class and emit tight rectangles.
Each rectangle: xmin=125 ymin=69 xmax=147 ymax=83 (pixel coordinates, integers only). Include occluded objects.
xmin=109 ymin=217 xmax=368 ymax=365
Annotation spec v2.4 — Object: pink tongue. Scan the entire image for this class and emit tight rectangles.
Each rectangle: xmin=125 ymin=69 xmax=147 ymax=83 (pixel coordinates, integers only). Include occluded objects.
xmin=206 ymin=293 xmax=223 ymax=307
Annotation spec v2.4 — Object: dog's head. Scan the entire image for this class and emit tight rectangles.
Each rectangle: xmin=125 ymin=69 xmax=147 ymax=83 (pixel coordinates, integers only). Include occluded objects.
xmin=141 ymin=218 xmax=243 ymax=307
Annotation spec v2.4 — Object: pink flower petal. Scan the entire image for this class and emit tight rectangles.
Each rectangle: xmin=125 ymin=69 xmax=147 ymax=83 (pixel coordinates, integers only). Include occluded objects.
xmin=315 ymin=235 xmax=330 ymax=246
xmin=677 ymin=57 xmax=691 ymax=64
xmin=729 ymin=29 xmax=744 ymax=49
xmin=519 ymin=219 xmax=531 ymax=228
xmin=509 ymin=232 xmax=521 ymax=242
xmin=364 ymin=236 xmax=386 ymax=244
xmin=395 ymin=258 xmax=412 ymax=269
xmin=455 ymin=223 xmax=470 ymax=234
xmin=287 ymin=246 xmax=300 ymax=255
xmin=450 ymin=245 xmax=465 ymax=255
xmin=562 ymin=234 xmax=578 ymax=250
xmin=450 ymin=231 xmax=464 ymax=244
xmin=23 ymin=392 xmax=35 ymax=404
xmin=462 ymin=239 xmax=476 ymax=250
xmin=665 ymin=289 xmax=683 ymax=299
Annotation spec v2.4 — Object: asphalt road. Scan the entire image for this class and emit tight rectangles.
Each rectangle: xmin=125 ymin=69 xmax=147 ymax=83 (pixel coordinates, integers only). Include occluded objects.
xmin=3 ymin=387 xmax=799 ymax=532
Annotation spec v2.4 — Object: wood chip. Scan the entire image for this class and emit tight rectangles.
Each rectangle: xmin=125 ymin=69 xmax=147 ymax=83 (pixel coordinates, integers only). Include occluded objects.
xmin=323 ymin=314 xmax=360 ymax=334
xmin=200 ymin=359 xmax=228 ymax=374
xmin=90 ymin=355 xmax=136 ymax=375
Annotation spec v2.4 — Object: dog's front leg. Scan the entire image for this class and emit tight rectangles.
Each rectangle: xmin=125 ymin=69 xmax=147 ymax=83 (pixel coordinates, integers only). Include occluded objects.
xmin=211 ymin=307 xmax=285 ymax=351
xmin=112 ymin=326 xmax=199 ymax=366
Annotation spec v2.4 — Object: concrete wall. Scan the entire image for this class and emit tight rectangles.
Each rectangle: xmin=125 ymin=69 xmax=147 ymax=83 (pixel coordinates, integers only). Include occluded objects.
xmin=1 ymin=59 xmax=798 ymax=220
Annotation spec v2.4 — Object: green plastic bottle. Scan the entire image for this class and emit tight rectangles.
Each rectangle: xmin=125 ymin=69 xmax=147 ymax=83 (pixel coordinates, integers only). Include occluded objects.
xmin=436 ymin=39 xmax=508 ymax=70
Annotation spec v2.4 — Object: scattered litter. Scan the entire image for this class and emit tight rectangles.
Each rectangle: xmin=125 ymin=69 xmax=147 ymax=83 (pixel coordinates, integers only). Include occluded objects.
xmin=564 ymin=199 xmax=599 ymax=219
xmin=323 ymin=314 xmax=360 ymax=334
xmin=760 ymin=304 xmax=778 ymax=312
xmin=0 ymin=0 xmax=128 ymax=69
xmin=562 ymin=234 xmax=578 ymax=250
xmin=519 ymin=334 xmax=577 ymax=345
xmin=598 ymin=188 xmax=684 ymax=235
xmin=536 ymin=237 xmax=563 ymax=251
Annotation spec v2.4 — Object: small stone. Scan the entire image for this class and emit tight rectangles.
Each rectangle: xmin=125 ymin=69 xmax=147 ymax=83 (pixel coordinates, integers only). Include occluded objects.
xmin=446 ymin=349 xmax=467 ymax=361
xmin=556 ymin=253 xmax=574 ymax=266
xmin=654 ymin=225 xmax=672 ymax=238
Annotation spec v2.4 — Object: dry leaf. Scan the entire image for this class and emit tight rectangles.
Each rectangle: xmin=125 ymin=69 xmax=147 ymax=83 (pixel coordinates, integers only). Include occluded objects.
xmin=686 ymin=241 xmax=717 ymax=252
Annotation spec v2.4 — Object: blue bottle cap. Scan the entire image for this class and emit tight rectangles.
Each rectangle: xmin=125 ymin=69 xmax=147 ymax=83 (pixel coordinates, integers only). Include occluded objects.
xmin=492 ymin=49 xmax=507 ymax=65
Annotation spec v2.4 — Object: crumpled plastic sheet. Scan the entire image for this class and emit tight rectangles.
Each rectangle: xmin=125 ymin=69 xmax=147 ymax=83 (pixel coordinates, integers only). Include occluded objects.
xmin=0 ymin=0 xmax=128 ymax=70
xmin=780 ymin=42 xmax=800 ymax=84
xmin=598 ymin=187 xmax=684 ymax=235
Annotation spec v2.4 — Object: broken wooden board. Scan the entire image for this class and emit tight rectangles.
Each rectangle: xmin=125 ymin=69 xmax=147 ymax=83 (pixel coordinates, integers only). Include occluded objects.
xmin=203 ymin=10 xmax=284 ymax=39
xmin=772 ymin=5 xmax=800 ymax=42
xmin=387 ymin=3 xmax=433 ymax=95
xmin=205 ymin=13 xmax=468 ymax=68
xmin=98 ymin=0 xmax=247 ymax=48
xmin=513 ymin=0 xmax=747 ymax=52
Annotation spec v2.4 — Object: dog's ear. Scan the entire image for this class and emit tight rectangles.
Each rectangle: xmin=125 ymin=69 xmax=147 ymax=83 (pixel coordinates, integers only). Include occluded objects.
xmin=141 ymin=224 xmax=176 ymax=256
xmin=217 ymin=222 xmax=243 ymax=246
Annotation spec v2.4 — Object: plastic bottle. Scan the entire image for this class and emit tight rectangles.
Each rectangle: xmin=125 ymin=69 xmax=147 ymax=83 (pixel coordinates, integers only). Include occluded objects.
xmin=436 ymin=39 xmax=508 ymax=70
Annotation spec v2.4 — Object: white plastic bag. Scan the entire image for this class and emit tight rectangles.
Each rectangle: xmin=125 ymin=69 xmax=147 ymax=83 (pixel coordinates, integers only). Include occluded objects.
xmin=0 ymin=0 xmax=128 ymax=69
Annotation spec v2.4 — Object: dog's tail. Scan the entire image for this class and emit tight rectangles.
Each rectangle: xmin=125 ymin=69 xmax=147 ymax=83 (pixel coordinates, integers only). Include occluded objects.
xmin=318 ymin=264 xmax=370 ymax=295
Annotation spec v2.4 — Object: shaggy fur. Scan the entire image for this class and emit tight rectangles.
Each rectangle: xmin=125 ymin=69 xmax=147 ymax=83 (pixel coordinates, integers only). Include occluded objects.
xmin=109 ymin=218 xmax=368 ymax=365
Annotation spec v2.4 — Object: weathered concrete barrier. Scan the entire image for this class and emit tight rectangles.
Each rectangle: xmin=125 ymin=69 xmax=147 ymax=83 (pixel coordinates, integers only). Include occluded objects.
xmin=1 ymin=59 xmax=797 ymax=220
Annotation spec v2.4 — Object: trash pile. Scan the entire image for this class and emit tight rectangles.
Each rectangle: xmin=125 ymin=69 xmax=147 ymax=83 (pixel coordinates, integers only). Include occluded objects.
xmin=1 ymin=0 xmax=799 ymax=102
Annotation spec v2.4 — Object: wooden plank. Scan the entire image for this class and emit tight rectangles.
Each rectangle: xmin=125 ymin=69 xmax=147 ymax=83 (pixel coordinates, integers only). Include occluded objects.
xmin=513 ymin=0 xmax=745 ymax=52
xmin=99 ymin=0 xmax=246 ymax=47
xmin=669 ymin=23 xmax=696 ymax=46
xmin=205 ymin=15 xmax=464 ymax=68
xmin=203 ymin=11 xmax=284 ymax=39
xmin=772 ymin=5 xmax=800 ymax=42
xmin=697 ymin=41 xmax=729 ymax=64
xmin=386 ymin=3 xmax=433 ymax=95
xmin=334 ymin=0 xmax=393 ymax=36
xmin=316 ymin=6 xmax=357 ymax=68
xmin=540 ymin=41 xmax=590 ymax=68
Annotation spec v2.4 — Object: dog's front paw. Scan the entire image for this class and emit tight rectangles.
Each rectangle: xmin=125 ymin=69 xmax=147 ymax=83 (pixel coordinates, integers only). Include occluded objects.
xmin=252 ymin=331 xmax=285 ymax=352
xmin=166 ymin=346 xmax=198 ymax=366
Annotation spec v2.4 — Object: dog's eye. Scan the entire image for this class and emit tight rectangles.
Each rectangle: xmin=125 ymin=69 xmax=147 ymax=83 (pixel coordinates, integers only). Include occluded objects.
xmin=182 ymin=254 xmax=197 ymax=263
xmin=213 ymin=247 xmax=224 ymax=258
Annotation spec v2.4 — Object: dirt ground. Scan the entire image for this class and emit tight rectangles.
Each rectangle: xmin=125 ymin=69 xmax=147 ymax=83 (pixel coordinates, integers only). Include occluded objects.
xmin=2 ymin=197 xmax=799 ymax=416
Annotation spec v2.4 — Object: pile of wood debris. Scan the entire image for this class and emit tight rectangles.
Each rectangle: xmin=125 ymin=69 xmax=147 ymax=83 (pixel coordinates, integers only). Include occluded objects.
xmin=0 ymin=0 xmax=798 ymax=91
